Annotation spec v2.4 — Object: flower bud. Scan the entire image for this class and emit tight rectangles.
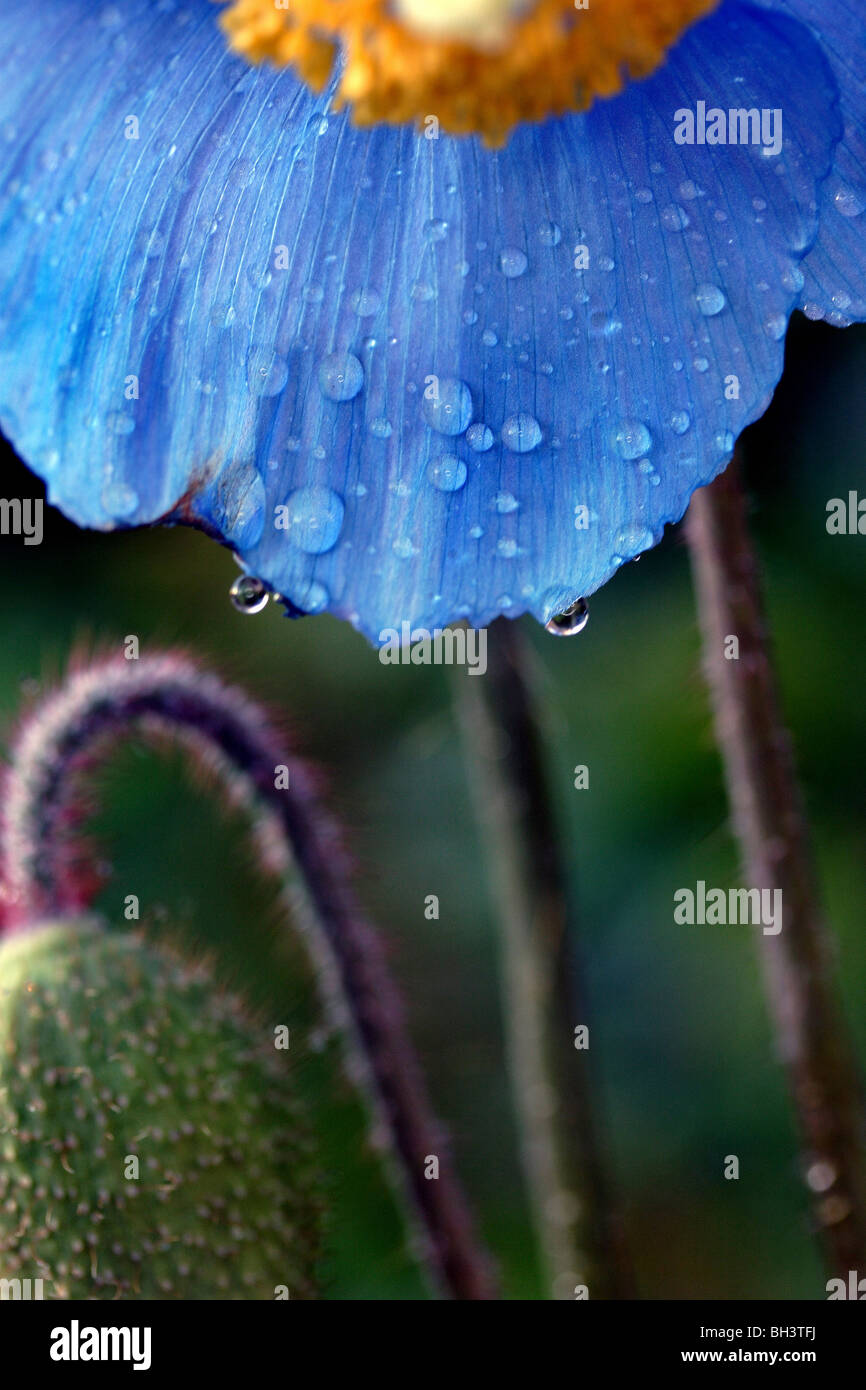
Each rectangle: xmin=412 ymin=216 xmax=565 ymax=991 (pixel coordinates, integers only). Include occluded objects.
xmin=0 ymin=919 xmax=321 ymax=1299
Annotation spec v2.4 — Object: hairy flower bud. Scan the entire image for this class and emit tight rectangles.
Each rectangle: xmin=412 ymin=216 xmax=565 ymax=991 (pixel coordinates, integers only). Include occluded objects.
xmin=0 ymin=919 xmax=321 ymax=1299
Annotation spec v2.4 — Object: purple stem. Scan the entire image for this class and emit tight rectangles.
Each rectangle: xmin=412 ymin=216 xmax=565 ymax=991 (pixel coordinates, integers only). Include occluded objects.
xmin=0 ymin=651 xmax=496 ymax=1300
xmin=686 ymin=456 xmax=866 ymax=1278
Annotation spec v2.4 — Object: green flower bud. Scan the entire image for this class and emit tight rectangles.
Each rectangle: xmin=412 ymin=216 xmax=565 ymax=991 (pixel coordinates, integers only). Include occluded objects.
xmin=0 ymin=919 xmax=321 ymax=1299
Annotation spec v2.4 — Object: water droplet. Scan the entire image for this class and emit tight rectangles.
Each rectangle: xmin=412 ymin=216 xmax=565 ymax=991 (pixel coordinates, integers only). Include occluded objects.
xmin=350 ymin=288 xmax=381 ymax=317
xmin=424 ymin=218 xmax=449 ymax=242
xmin=496 ymin=538 xmax=519 ymax=558
xmin=369 ymin=417 xmax=392 ymax=439
xmin=834 ymin=186 xmax=864 ymax=218
xmin=715 ymin=431 xmax=735 ymax=456
xmin=499 ymin=248 xmax=528 ymax=278
xmin=501 ymin=413 xmax=542 ymax=453
xmin=614 ymin=524 xmax=654 ymax=554
xmin=590 ymin=311 xmax=623 ymax=337
xmin=411 ymin=281 xmax=435 ymax=302
xmin=545 ymin=598 xmax=589 ymax=637
xmin=105 ymin=412 xmax=136 ymax=437
xmin=635 ymin=187 xmax=654 ymax=204
xmin=537 ymin=222 xmax=562 ymax=247
xmin=247 ymin=345 xmax=289 ymax=397
xmin=695 ymin=283 xmax=727 ymax=317
xmin=217 ymin=461 xmax=266 ymax=549
xmin=318 ymin=353 xmax=364 ymax=402
xmin=422 ymin=378 xmax=473 ymax=436
xmin=230 ymin=575 xmax=270 ymax=614
xmin=670 ymin=410 xmax=691 ymax=435
xmin=764 ymin=314 xmax=787 ymax=341
xmin=466 ymin=423 xmax=494 ymax=452
xmin=481 ymin=329 xmax=498 ymax=348
xmin=493 ymin=491 xmax=519 ymax=515
xmin=613 ymin=420 xmax=652 ymax=460
xmin=285 ymin=579 xmax=330 ymax=616
xmin=661 ymin=205 xmax=690 ymax=231
xmin=100 ymin=481 xmax=139 ymax=517
xmin=427 ymin=455 xmax=467 ymax=492
xmin=281 ymin=485 xmax=345 ymax=554
xmin=693 ymin=356 xmax=710 ymax=373
xmin=393 ymin=537 xmax=418 ymax=559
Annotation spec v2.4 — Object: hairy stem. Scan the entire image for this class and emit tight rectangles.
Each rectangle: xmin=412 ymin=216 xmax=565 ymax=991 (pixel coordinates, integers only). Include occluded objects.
xmin=0 ymin=651 xmax=496 ymax=1300
xmin=686 ymin=456 xmax=866 ymax=1277
xmin=458 ymin=620 xmax=632 ymax=1299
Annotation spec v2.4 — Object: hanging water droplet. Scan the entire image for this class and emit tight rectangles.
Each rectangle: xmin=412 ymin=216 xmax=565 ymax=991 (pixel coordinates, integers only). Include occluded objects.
xmin=318 ymin=353 xmax=364 ymax=401
xmin=613 ymin=420 xmax=652 ymax=460
xmin=499 ymin=247 xmax=528 ymax=278
xmin=421 ymin=378 xmax=473 ymax=436
xmin=501 ymin=413 xmax=542 ymax=453
xmin=426 ymin=455 xmax=467 ymax=492
xmin=230 ymin=575 xmax=270 ymax=614
xmin=545 ymin=598 xmax=589 ymax=637
xmin=694 ymin=283 xmax=727 ymax=317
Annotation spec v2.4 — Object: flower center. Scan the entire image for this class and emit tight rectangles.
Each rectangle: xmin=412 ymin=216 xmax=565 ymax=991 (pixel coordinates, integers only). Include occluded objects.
xmin=220 ymin=0 xmax=719 ymax=146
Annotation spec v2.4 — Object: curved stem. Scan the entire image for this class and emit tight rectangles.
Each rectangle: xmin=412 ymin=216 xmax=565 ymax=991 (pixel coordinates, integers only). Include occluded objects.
xmin=0 ymin=651 xmax=496 ymax=1300
xmin=686 ymin=455 xmax=866 ymax=1278
xmin=458 ymin=620 xmax=633 ymax=1299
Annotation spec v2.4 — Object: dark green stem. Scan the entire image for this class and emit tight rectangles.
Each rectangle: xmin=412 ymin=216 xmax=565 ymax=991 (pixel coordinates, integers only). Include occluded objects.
xmin=458 ymin=619 xmax=632 ymax=1299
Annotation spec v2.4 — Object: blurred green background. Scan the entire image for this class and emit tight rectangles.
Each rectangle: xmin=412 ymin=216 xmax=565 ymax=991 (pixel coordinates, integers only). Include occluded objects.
xmin=2 ymin=313 xmax=866 ymax=1299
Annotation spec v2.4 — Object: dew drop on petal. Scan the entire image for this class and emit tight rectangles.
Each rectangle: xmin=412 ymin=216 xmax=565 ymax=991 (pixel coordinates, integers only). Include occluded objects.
xmin=101 ymin=481 xmax=139 ymax=517
xmin=217 ymin=461 xmax=266 ymax=549
xmin=834 ymin=186 xmax=864 ymax=218
xmin=281 ymin=485 xmax=345 ymax=554
xmin=424 ymin=218 xmax=449 ymax=242
xmin=466 ymin=423 xmax=494 ymax=452
xmin=230 ymin=575 xmax=270 ymax=614
xmin=545 ymin=598 xmax=589 ymax=637
xmin=318 ymin=353 xmax=364 ymax=401
xmin=661 ymin=205 xmax=690 ymax=231
xmin=615 ymin=524 xmax=654 ymax=554
xmin=670 ymin=411 xmax=691 ymax=435
xmin=499 ymin=248 xmax=528 ymax=278
xmin=493 ymin=491 xmax=519 ymax=514
xmin=537 ymin=222 xmax=562 ymax=246
xmin=613 ymin=420 xmax=652 ymax=460
xmin=427 ymin=455 xmax=468 ymax=492
xmin=350 ymin=288 xmax=381 ymax=317
xmin=421 ymin=378 xmax=473 ymax=435
xmin=695 ymin=283 xmax=727 ymax=317
xmin=247 ymin=344 xmax=289 ymax=397
xmin=502 ymin=413 xmax=542 ymax=453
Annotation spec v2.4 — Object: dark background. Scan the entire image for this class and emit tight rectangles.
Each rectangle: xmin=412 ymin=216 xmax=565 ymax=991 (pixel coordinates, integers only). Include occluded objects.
xmin=2 ymin=312 xmax=865 ymax=1299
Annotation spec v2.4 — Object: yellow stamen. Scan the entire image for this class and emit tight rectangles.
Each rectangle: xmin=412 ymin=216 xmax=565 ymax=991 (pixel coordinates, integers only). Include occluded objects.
xmin=220 ymin=0 xmax=720 ymax=146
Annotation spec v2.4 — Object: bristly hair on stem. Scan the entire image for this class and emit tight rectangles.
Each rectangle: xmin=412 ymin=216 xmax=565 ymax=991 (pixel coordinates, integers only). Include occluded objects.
xmin=0 ymin=649 xmax=497 ymax=1301
xmin=686 ymin=454 xmax=866 ymax=1279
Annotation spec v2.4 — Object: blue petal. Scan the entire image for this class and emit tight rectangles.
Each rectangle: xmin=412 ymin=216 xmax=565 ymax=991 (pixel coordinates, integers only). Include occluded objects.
xmin=756 ymin=0 xmax=866 ymax=325
xmin=0 ymin=0 xmax=853 ymax=640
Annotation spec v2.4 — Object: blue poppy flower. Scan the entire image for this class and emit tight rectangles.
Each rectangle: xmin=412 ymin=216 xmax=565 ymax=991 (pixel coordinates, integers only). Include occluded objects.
xmin=0 ymin=0 xmax=863 ymax=642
